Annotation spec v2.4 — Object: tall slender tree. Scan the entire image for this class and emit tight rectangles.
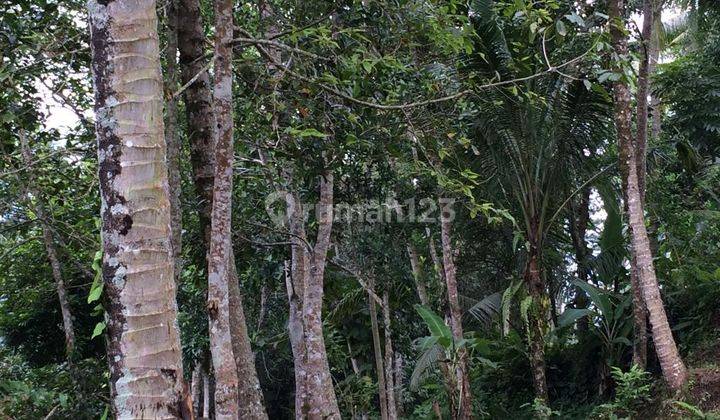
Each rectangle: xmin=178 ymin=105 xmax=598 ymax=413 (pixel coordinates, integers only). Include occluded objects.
xmin=87 ymin=0 xmax=190 ymax=416
xmin=609 ymin=0 xmax=689 ymax=391
xmin=19 ymin=131 xmax=75 ymax=357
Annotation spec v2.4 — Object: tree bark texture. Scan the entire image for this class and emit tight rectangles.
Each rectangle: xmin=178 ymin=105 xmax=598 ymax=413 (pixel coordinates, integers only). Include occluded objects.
xmin=164 ymin=0 xmax=183 ymax=285
xmin=88 ymin=1 xmax=190 ymax=417
xmin=177 ymin=0 xmax=266 ymax=415
xmin=439 ymin=203 xmax=473 ymax=419
xmin=609 ymin=0 xmax=689 ymax=390
xmin=206 ymin=0 xmax=241 ymax=416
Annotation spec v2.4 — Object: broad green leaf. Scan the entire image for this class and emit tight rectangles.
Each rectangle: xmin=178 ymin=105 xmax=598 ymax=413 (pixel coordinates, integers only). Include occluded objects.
xmin=555 ymin=20 xmax=567 ymax=37
xmin=557 ymin=308 xmax=592 ymax=328
xmin=415 ymin=304 xmax=452 ymax=342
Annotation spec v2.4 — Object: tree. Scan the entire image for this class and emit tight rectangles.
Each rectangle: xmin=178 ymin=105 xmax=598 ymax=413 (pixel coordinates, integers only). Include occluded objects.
xmin=608 ymin=0 xmax=689 ymax=391
xmin=87 ymin=0 xmax=190 ymax=416
xmin=18 ymin=130 xmax=76 ymax=357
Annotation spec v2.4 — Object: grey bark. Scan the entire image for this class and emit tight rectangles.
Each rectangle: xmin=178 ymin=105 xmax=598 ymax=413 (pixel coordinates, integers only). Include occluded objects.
xmin=439 ymin=201 xmax=473 ymax=419
xmin=610 ymin=0 xmax=689 ymax=390
xmin=382 ymin=290 xmax=398 ymax=420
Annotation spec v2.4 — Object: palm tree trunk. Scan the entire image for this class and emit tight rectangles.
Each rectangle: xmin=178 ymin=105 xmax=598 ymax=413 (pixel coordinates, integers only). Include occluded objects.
xmin=568 ymin=188 xmax=591 ymax=331
xmin=439 ymin=201 xmax=473 ymax=419
xmin=19 ymin=131 xmax=76 ymax=357
xmin=525 ymin=248 xmax=549 ymax=403
xmin=610 ymin=0 xmax=689 ymax=391
xmin=88 ymin=1 xmax=190 ymax=416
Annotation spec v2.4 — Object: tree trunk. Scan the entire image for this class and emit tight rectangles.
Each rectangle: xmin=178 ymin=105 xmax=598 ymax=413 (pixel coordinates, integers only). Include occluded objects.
xmin=394 ymin=353 xmax=404 ymax=418
xmin=303 ymin=173 xmax=341 ymax=418
xmin=569 ymin=188 xmax=591 ymax=331
xmin=524 ymin=248 xmax=549 ymax=403
xmin=382 ymin=290 xmax=398 ymax=420
xmin=177 ymin=0 xmax=266 ymax=415
xmin=203 ymin=371 xmax=211 ymax=419
xmin=206 ymin=0 xmax=241 ymax=416
xmin=177 ymin=0 xmax=215 ymax=238
xmin=19 ymin=131 xmax=76 ymax=357
xmin=368 ymin=279 xmax=389 ymax=420
xmin=164 ymin=0 xmax=183 ymax=285
xmin=439 ymin=201 xmax=473 ymax=419
xmin=407 ymin=244 xmax=429 ymax=306
xmin=88 ymin=1 xmax=190 ymax=417
xmin=284 ymin=198 xmax=308 ymax=418
xmin=191 ymin=363 xmax=202 ymax=418
xmin=610 ymin=0 xmax=689 ymax=391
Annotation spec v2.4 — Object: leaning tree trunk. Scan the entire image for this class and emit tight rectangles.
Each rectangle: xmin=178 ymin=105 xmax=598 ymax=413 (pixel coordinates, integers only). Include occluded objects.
xmin=407 ymin=244 xmax=429 ymax=306
xmin=609 ymin=0 xmax=689 ymax=391
xmin=439 ymin=200 xmax=473 ymax=419
xmin=88 ymin=1 xmax=190 ymax=417
xmin=177 ymin=0 xmax=266 ymax=415
xmin=19 ymin=131 xmax=76 ymax=357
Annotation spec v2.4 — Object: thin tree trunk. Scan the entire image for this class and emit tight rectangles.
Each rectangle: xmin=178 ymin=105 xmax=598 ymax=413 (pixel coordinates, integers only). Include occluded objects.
xmin=303 ymin=173 xmax=341 ymax=418
xmin=394 ymin=353 xmax=404 ymax=418
xmin=407 ymin=244 xmax=429 ymax=306
xmin=177 ymin=0 xmax=215 ymax=238
xmin=368 ymin=278 xmax=389 ymax=420
xmin=426 ymin=227 xmax=445 ymax=286
xmin=177 ymin=0 xmax=266 ymax=415
xmin=284 ymin=196 xmax=308 ymax=418
xmin=19 ymin=131 xmax=76 ymax=357
xmin=382 ymin=290 xmax=398 ymax=420
xmin=206 ymin=0 xmax=241 ymax=416
xmin=164 ymin=0 xmax=183 ymax=284
xmin=88 ymin=1 xmax=190 ymax=417
xmin=257 ymin=284 xmax=269 ymax=330
xmin=203 ymin=371 xmax=211 ymax=419
xmin=610 ymin=0 xmax=689 ymax=391
xmin=191 ymin=363 xmax=202 ymax=418
xmin=439 ymin=201 xmax=472 ymax=419
xmin=569 ymin=188 xmax=591 ymax=331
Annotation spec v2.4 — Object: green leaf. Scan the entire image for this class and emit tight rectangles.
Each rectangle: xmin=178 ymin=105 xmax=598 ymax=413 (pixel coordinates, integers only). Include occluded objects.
xmin=571 ymin=279 xmax=612 ymax=318
xmin=557 ymin=308 xmax=592 ymax=328
xmin=288 ymin=127 xmax=328 ymax=138
xmin=555 ymin=20 xmax=567 ymax=37
xmin=415 ymin=304 xmax=452 ymax=343
xmin=565 ymin=13 xmax=585 ymax=28
xmin=91 ymin=321 xmax=106 ymax=339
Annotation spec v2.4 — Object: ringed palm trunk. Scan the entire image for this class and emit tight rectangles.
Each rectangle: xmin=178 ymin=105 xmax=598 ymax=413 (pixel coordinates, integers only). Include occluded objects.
xmin=610 ymin=0 xmax=689 ymax=391
xmin=88 ymin=1 xmax=190 ymax=417
xmin=524 ymin=247 xmax=549 ymax=403
xmin=19 ymin=131 xmax=76 ymax=357
xmin=439 ymin=200 xmax=473 ymax=419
